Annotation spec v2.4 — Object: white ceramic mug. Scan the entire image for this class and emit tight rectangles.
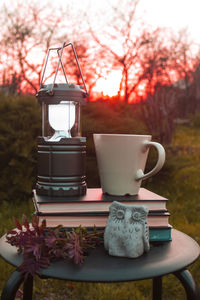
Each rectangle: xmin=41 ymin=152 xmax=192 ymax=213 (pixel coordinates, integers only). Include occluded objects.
xmin=93 ymin=134 xmax=165 ymax=196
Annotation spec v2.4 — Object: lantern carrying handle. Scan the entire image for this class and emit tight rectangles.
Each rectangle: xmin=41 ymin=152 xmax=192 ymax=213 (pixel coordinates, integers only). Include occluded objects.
xmin=39 ymin=42 xmax=88 ymax=95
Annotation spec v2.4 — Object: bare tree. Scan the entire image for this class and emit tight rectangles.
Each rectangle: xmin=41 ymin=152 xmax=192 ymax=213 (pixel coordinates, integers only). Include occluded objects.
xmin=0 ymin=1 xmax=64 ymax=93
xmin=88 ymin=0 xmax=150 ymax=102
xmin=140 ymin=85 xmax=178 ymax=144
xmin=137 ymin=30 xmax=198 ymax=144
xmin=87 ymin=0 xmax=199 ymax=107
xmin=88 ymin=0 xmax=180 ymax=103
xmin=169 ymin=29 xmax=198 ymax=116
xmin=0 ymin=0 xmax=104 ymax=97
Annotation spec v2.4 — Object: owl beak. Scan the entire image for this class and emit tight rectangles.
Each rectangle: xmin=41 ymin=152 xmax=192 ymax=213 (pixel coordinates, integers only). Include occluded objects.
xmin=125 ymin=210 xmax=132 ymax=227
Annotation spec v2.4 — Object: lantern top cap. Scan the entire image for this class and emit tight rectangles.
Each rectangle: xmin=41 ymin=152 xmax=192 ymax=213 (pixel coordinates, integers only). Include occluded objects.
xmin=39 ymin=83 xmax=86 ymax=93
xmin=37 ymin=83 xmax=87 ymax=104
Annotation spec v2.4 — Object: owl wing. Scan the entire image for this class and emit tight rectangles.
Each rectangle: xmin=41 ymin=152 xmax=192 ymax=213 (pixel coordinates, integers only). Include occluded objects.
xmin=104 ymin=226 xmax=109 ymax=250
xmin=143 ymin=222 xmax=150 ymax=252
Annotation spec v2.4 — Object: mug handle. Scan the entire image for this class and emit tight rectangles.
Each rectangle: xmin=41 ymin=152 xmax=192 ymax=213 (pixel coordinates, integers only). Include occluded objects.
xmin=135 ymin=141 xmax=166 ymax=181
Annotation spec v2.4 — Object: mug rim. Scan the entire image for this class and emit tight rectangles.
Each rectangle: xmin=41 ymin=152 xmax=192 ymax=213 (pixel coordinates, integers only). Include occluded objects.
xmin=93 ymin=133 xmax=152 ymax=138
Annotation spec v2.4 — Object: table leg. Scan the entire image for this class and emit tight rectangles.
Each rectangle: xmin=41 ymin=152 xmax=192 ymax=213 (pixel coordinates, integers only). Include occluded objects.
xmin=152 ymin=276 xmax=162 ymax=300
xmin=174 ymin=269 xmax=200 ymax=300
xmin=23 ymin=274 xmax=33 ymax=300
xmin=1 ymin=271 xmax=33 ymax=300
xmin=1 ymin=270 xmax=24 ymax=300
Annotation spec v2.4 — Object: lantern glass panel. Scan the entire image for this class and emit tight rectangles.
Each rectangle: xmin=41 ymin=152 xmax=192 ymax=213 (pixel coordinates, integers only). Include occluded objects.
xmin=42 ymin=101 xmax=81 ymax=141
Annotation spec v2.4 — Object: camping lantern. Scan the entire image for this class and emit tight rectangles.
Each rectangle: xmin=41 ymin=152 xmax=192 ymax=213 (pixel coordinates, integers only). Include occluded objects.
xmin=36 ymin=42 xmax=88 ymax=197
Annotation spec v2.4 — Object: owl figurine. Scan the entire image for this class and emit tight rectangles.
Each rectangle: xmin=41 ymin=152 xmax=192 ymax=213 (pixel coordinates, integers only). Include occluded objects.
xmin=104 ymin=201 xmax=150 ymax=258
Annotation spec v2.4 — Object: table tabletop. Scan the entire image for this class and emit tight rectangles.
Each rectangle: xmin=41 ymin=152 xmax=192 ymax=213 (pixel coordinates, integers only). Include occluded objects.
xmin=0 ymin=229 xmax=199 ymax=283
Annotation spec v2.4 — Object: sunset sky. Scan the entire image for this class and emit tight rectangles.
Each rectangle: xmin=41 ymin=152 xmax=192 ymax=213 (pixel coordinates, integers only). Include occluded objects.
xmin=1 ymin=0 xmax=199 ymax=41
xmin=39 ymin=0 xmax=200 ymax=42
xmin=88 ymin=0 xmax=199 ymax=96
xmin=139 ymin=0 xmax=200 ymax=42
xmin=1 ymin=0 xmax=200 ymax=97
xmin=90 ymin=0 xmax=200 ymax=96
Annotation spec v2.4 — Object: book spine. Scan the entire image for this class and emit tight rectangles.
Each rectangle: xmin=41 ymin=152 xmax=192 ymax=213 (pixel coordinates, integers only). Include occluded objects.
xmin=35 ymin=210 xmax=169 ymax=217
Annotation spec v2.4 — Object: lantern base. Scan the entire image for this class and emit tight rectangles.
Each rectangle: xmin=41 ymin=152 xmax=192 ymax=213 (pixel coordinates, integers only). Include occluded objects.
xmin=36 ymin=182 xmax=87 ymax=197
xmin=36 ymin=137 xmax=87 ymax=197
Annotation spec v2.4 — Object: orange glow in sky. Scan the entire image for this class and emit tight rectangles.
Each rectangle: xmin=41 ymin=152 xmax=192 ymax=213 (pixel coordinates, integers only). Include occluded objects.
xmin=93 ymin=70 xmax=122 ymax=97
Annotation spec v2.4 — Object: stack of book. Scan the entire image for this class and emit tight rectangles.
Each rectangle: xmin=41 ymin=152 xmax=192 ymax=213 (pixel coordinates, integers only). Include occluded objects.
xmin=33 ymin=188 xmax=172 ymax=242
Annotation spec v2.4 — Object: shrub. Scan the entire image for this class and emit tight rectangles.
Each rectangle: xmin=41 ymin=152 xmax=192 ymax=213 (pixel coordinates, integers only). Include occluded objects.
xmin=0 ymin=95 xmax=41 ymax=202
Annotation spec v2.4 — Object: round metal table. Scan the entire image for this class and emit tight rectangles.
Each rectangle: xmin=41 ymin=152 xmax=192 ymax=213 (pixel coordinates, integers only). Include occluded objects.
xmin=0 ymin=229 xmax=199 ymax=300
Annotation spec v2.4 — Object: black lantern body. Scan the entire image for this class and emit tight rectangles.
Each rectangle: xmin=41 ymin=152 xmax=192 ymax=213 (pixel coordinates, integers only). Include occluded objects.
xmin=36 ymin=43 xmax=88 ymax=197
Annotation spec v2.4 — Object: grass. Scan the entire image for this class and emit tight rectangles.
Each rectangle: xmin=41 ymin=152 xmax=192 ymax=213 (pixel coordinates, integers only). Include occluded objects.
xmin=0 ymin=124 xmax=200 ymax=299
xmin=0 ymin=198 xmax=34 ymax=296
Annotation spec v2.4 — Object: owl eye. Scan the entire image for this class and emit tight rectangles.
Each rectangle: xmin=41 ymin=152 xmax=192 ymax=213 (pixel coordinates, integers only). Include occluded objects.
xmin=111 ymin=207 xmax=125 ymax=223
xmin=116 ymin=209 xmax=125 ymax=220
xmin=132 ymin=211 xmax=141 ymax=221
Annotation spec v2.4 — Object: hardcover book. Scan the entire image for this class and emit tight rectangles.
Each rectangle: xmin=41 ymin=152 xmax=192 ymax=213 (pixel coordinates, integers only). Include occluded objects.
xmin=33 ymin=188 xmax=168 ymax=213
xmin=36 ymin=210 xmax=170 ymax=228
